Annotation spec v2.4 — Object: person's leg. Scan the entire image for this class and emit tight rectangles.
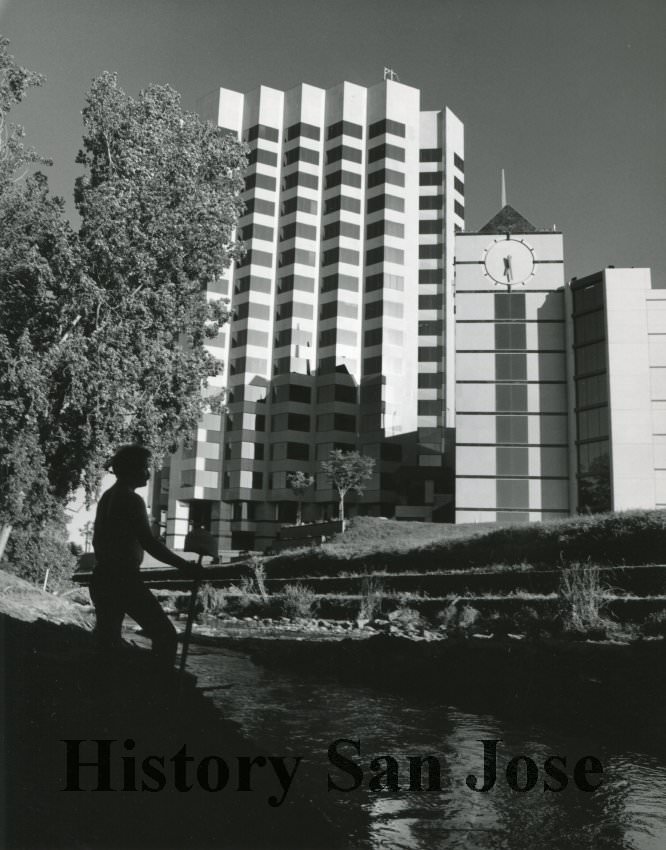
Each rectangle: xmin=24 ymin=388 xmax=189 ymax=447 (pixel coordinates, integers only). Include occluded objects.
xmin=124 ymin=581 xmax=178 ymax=669
xmin=89 ymin=572 xmax=126 ymax=653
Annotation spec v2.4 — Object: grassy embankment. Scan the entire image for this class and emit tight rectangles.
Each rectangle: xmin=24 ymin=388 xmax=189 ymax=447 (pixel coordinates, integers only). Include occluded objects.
xmin=196 ymin=510 xmax=666 ymax=641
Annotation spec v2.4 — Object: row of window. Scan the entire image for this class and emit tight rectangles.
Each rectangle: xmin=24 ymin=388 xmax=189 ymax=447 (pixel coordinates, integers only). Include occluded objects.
xmin=240 ymin=191 xmax=440 ymax=223
xmin=241 ymin=116 xmax=410 ymax=145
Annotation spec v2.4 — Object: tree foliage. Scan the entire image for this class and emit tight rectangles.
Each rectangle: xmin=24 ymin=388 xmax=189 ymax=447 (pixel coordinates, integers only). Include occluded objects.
xmin=0 ymin=41 xmax=247 ymax=581
xmin=320 ymin=450 xmax=376 ymax=525
xmin=287 ymin=471 xmax=314 ymax=525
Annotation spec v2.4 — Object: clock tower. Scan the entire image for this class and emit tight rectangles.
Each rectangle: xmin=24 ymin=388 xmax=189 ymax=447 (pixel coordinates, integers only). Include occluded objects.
xmin=453 ymin=205 xmax=571 ymax=523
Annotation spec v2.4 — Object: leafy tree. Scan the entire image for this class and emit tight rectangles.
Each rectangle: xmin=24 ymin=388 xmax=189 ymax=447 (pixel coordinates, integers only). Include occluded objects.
xmin=320 ymin=450 xmax=376 ymax=531
xmin=0 ymin=41 xmax=247 ymax=582
xmin=286 ymin=471 xmax=314 ymax=525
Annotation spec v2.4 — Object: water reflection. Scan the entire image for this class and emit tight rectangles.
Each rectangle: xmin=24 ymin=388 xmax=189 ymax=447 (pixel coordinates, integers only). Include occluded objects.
xmin=188 ymin=645 xmax=666 ymax=849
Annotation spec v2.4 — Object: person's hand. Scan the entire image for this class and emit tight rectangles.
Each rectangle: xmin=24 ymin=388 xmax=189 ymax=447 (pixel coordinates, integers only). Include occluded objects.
xmin=179 ymin=558 xmax=204 ymax=580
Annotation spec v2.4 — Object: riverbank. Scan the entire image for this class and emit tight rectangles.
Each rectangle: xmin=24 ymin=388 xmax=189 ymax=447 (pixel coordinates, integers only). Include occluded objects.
xmin=1 ymin=573 xmax=353 ymax=850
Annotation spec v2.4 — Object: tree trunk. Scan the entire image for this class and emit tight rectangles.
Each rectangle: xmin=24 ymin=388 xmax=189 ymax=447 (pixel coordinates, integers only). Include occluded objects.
xmin=339 ymin=495 xmax=346 ymax=533
xmin=296 ymin=500 xmax=302 ymax=526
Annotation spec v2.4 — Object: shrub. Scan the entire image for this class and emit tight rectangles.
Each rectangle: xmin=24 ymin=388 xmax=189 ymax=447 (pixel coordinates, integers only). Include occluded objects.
xmin=642 ymin=609 xmax=666 ymax=637
xmin=198 ymin=583 xmax=227 ymax=616
xmin=281 ymin=583 xmax=319 ymax=619
xmin=559 ymin=562 xmax=612 ymax=634
xmin=358 ymin=577 xmax=384 ymax=620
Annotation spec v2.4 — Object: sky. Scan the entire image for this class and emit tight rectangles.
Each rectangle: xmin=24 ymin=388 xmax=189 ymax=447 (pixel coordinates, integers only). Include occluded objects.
xmin=1 ymin=0 xmax=665 ymax=283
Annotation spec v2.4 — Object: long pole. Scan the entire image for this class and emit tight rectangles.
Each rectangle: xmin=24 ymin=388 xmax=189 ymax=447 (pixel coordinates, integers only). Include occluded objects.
xmin=179 ymin=554 xmax=203 ymax=676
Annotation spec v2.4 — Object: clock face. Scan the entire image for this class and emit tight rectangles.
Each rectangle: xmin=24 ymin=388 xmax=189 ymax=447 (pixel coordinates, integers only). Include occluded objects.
xmin=483 ymin=237 xmax=535 ymax=286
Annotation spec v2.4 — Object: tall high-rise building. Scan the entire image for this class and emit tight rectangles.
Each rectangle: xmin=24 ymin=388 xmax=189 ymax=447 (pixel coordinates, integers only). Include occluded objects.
xmin=155 ymin=78 xmax=465 ymax=551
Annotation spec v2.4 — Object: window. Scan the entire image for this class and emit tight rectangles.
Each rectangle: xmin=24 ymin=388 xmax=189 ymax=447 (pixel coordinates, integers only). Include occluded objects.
xmin=326 ymin=144 xmax=363 ymax=164
xmin=245 ymin=124 xmax=279 ymax=143
xmin=286 ymin=122 xmax=321 ymax=141
xmin=366 ymin=219 xmax=404 ymax=239
xmin=417 ymin=400 xmax=440 ymax=416
xmin=324 ymin=195 xmax=361 ymax=215
xmin=496 ymin=416 xmax=528 ymax=444
xmin=335 ymin=384 xmax=357 ymax=403
xmin=235 ymin=275 xmax=271 ymax=295
xmin=418 ymin=372 xmax=441 ymax=388
xmin=286 ymin=442 xmax=310 ymax=461
xmin=363 ymin=356 xmax=382 ymax=376
xmin=242 ymin=197 xmax=275 ymax=217
xmin=321 ymin=273 xmax=359 ymax=293
xmin=241 ymin=222 xmax=274 ymax=241
xmin=288 ymin=384 xmax=311 ymax=404
xmin=453 ymin=153 xmax=465 ymax=173
xmin=496 ymin=479 xmax=529 ymax=508
xmin=420 ymin=148 xmax=441 ymax=162
xmin=326 ymin=170 xmax=362 ymax=190
xmin=454 ymin=176 xmax=465 ymax=195
xmin=368 ymin=143 xmax=405 ymax=163
xmin=366 ymin=245 xmax=404 ymax=265
xmin=496 ymin=384 xmax=528 ymax=412
xmin=365 ymin=273 xmax=404 ymax=292
xmin=419 ymin=270 xmax=440 ymax=283
xmin=369 ymin=118 xmax=406 ymax=138
xmin=319 ymin=328 xmax=337 ymax=348
xmin=367 ymin=194 xmax=403 ymax=215
xmin=322 ymin=247 xmax=360 ymax=266
xmin=420 ymin=171 xmax=443 ymax=186
xmin=419 ymin=219 xmax=442 ymax=234
xmin=287 ymin=412 xmax=311 ymax=432
xmin=281 ymin=196 xmax=318 ymax=216
xmin=280 ymin=221 xmax=317 ymax=242
xmin=419 ymin=244 xmax=440 ymax=259
xmin=418 ymin=346 xmax=442 ymax=362
xmin=364 ymin=327 xmax=382 ymax=347
xmin=496 ymin=353 xmax=527 ymax=381
xmin=283 ymin=146 xmax=319 ymax=166
xmin=327 ymin=120 xmax=363 ymax=140
xmin=495 ymin=323 xmax=527 ymax=350
xmin=454 ymin=200 xmax=465 ymax=218
xmin=234 ymin=301 xmax=270 ymax=321
xmin=252 ymin=471 xmax=264 ymax=490
xmin=368 ymin=168 xmax=405 ymax=188
xmin=495 ymin=293 xmax=526 ymax=320
xmin=244 ymin=172 xmax=276 ymax=192
xmin=255 ymin=443 xmax=265 ymax=461
xmin=238 ymin=248 xmax=272 ymax=268
xmin=419 ymin=195 xmax=443 ymax=210
xmin=419 ymin=294 xmax=440 ymax=310
xmin=247 ymin=147 xmax=278 ymax=167
xmin=256 ymin=415 xmax=265 ymax=432
xmin=278 ymin=274 xmax=315 ymax=293
xmin=283 ymin=170 xmax=319 ymax=191
xmin=419 ymin=320 xmax=442 ymax=336
xmin=334 ymin=413 xmax=356 ymax=432
xmin=323 ymin=220 xmax=361 ymax=240
xmin=575 ymin=342 xmax=606 ymax=376
xmin=279 ymin=247 xmax=316 ymax=267
xmin=497 ymin=447 xmax=529 ymax=476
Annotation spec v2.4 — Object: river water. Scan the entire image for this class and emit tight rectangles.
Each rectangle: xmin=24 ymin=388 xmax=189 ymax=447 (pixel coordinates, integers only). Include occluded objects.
xmin=186 ymin=640 xmax=666 ymax=850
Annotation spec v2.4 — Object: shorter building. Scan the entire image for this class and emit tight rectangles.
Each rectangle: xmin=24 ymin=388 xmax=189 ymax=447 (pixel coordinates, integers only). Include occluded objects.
xmin=568 ymin=267 xmax=666 ymax=513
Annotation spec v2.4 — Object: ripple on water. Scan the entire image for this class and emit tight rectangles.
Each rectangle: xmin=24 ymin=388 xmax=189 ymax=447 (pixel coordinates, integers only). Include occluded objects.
xmin=189 ymin=646 xmax=666 ymax=850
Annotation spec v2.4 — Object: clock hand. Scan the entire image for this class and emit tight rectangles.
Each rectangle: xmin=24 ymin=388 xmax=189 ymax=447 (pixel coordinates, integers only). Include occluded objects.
xmin=503 ymin=255 xmax=513 ymax=282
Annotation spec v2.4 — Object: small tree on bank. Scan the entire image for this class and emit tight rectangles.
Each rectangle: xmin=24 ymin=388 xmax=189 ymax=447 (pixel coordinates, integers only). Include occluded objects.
xmin=320 ymin=450 xmax=375 ymax=531
xmin=286 ymin=471 xmax=314 ymax=525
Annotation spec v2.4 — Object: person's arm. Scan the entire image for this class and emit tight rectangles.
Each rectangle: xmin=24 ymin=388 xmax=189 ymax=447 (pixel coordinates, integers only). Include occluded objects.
xmin=129 ymin=494 xmax=194 ymax=571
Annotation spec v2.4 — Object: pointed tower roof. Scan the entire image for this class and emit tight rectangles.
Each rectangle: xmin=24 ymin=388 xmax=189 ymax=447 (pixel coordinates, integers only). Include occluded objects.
xmin=479 ymin=205 xmax=537 ymax=235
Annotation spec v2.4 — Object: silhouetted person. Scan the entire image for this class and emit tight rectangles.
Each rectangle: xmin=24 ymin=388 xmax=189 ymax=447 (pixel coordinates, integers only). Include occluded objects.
xmin=91 ymin=444 xmax=198 ymax=668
